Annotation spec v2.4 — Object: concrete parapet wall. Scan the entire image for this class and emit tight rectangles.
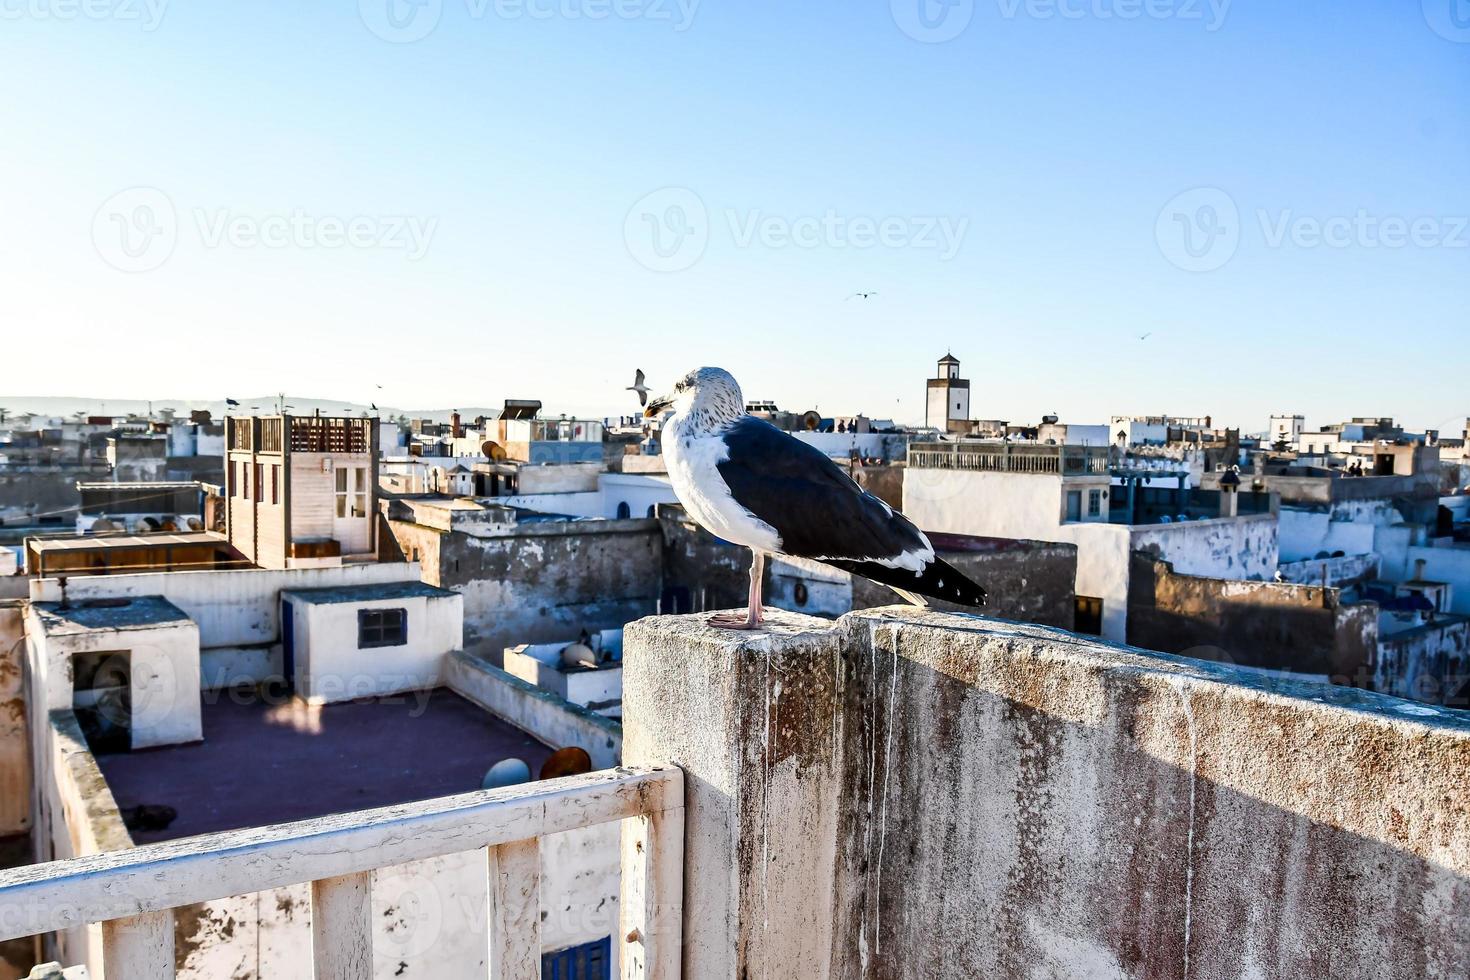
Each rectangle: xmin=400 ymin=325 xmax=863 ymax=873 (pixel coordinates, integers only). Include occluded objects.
xmin=623 ymin=608 xmax=1470 ymax=980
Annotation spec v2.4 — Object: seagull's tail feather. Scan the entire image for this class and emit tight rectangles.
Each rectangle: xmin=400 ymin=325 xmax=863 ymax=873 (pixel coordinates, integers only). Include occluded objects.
xmin=825 ymin=556 xmax=987 ymax=609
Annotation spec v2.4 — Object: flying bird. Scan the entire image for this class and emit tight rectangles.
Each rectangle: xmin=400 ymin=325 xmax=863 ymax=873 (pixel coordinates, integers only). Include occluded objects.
xmin=225 ymin=398 xmax=240 ymax=407
xmin=647 ymin=367 xmax=987 ymax=629
xmin=627 ymin=368 xmax=651 ymax=407
xmin=1138 ymin=332 xmax=1152 ymax=341
xmin=847 ymin=291 xmax=878 ymax=300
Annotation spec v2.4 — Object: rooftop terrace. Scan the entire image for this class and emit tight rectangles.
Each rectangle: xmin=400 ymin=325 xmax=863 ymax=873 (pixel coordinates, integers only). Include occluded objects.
xmin=93 ymin=689 xmax=554 ymax=844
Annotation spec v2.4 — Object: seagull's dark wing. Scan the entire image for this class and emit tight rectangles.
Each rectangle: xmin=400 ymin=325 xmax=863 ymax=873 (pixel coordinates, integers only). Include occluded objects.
xmin=717 ymin=417 xmax=917 ymax=561
xmin=634 ymin=368 xmax=645 ymax=386
xmin=716 ymin=417 xmax=985 ymax=606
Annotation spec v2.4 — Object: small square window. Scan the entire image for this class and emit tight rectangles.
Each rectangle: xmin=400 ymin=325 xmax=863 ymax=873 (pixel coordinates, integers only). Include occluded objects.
xmin=358 ymin=608 xmax=407 ymax=648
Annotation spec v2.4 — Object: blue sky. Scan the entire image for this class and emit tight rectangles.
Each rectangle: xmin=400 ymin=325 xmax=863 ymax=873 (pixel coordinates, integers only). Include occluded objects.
xmin=2 ymin=0 xmax=1467 ymax=433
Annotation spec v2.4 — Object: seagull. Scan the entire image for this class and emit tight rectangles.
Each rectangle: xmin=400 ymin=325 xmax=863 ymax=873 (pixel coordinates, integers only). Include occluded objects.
xmin=1138 ymin=332 xmax=1152 ymax=341
xmin=647 ymin=367 xmax=987 ymax=629
xmin=225 ymin=398 xmax=240 ymax=407
xmin=847 ymin=291 xmax=878 ymax=300
xmin=627 ymin=368 xmax=651 ymax=407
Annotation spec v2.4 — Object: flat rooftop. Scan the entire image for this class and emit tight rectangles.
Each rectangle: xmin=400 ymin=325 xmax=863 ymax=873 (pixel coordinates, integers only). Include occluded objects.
xmin=31 ymin=596 xmax=191 ymax=636
xmin=26 ymin=531 xmax=226 ymax=554
xmin=283 ymin=581 xmax=459 ymax=605
xmin=95 ymin=689 xmax=555 ymax=844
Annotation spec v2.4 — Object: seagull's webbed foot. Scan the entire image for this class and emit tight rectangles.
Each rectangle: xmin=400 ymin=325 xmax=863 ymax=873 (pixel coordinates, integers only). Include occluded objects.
xmin=707 ymin=607 xmax=764 ymax=631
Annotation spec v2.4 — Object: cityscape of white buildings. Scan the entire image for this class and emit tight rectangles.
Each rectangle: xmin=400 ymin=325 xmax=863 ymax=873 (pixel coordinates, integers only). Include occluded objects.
xmin=0 ymin=355 xmax=1466 ymax=978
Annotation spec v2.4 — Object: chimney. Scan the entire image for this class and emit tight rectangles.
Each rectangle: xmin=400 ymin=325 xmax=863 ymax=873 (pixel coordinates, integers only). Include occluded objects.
xmin=1218 ymin=468 xmax=1240 ymax=518
xmin=451 ymin=411 xmax=463 ymax=439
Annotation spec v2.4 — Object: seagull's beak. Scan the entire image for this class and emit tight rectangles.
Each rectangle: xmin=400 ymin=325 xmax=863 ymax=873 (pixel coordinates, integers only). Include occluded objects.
xmin=644 ymin=394 xmax=674 ymax=418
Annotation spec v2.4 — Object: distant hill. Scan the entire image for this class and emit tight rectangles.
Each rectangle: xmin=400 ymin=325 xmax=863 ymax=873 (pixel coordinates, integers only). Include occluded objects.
xmin=0 ymin=396 xmax=505 ymax=424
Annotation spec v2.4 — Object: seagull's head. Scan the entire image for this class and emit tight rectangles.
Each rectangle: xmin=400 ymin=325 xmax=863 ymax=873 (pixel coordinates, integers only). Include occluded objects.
xmin=645 ymin=366 xmax=744 ymax=428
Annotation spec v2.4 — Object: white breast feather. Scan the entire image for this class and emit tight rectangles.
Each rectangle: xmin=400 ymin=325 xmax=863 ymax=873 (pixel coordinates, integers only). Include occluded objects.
xmin=663 ymin=414 xmax=782 ymax=553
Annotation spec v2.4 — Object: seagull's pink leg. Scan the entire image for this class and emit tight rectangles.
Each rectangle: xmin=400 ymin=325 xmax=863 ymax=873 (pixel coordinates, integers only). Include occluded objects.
xmin=708 ymin=551 xmax=766 ymax=630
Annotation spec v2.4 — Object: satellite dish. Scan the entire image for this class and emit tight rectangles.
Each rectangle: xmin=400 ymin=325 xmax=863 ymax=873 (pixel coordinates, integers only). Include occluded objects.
xmin=801 ymin=411 xmax=821 ymax=431
xmin=560 ymin=643 xmax=597 ymax=669
xmin=186 ymin=517 xmax=203 ymax=531
xmin=91 ymin=518 xmax=117 ymax=533
xmin=482 ymin=758 xmax=531 ymax=790
xmin=539 ymin=747 xmax=593 ymax=781
xmin=481 ymin=440 xmax=507 ymax=462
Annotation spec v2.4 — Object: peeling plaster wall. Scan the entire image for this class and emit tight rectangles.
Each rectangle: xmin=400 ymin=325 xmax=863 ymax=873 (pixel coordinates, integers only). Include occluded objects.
xmin=623 ymin=608 xmax=1470 ymax=980
xmin=388 ymin=519 xmax=663 ymax=664
xmin=1376 ymin=618 xmax=1470 ymax=708
xmin=1126 ymin=554 xmax=1379 ymax=680
xmin=1405 ymin=544 xmax=1470 ymax=614
xmin=0 ymin=601 xmax=29 ymax=837
xmin=1279 ymin=498 xmax=1410 ymax=565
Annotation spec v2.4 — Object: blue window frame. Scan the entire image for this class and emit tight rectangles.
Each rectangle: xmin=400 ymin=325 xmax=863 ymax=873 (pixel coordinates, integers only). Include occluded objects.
xmin=542 ymin=936 xmax=611 ymax=979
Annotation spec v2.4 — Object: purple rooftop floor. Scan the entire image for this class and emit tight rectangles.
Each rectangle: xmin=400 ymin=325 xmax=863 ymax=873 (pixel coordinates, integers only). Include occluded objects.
xmin=95 ymin=689 xmax=555 ymax=845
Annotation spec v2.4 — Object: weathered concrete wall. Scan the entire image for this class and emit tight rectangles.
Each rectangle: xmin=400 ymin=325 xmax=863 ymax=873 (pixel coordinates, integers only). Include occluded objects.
xmin=1127 ymin=554 xmax=1379 ymax=680
xmin=657 ymin=512 xmax=753 ymax=614
xmin=445 ymin=651 xmax=621 ymax=769
xmin=388 ymin=519 xmax=662 ymax=665
xmin=1277 ymin=552 xmax=1380 ymax=587
xmin=31 ymin=563 xmax=422 ymax=690
xmin=1376 ymin=618 xmax=1470 ymax=708
xmin=0 ymin=602 xmax=29 ymax=837
xmin=660 ymin=511 xmax=1077 ymax=630
xmin=623 ymin=608 xmax=1470 ymax=980
xmin=0 ymin=470 xmax=88 ymax=527
xmin=851 ymin=533 xmax=1075 ymax=629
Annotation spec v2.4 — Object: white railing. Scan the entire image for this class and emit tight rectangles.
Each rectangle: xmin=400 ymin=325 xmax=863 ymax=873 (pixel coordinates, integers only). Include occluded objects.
xmin=908 ymin=442 xmax=1111 ymax=475
xmin=0 ymin=765 xmax=683 ymax=980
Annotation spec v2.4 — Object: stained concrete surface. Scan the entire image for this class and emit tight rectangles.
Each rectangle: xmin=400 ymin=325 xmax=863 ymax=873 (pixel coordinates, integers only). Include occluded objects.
xmin=624 ymin=607 xmax=1470 ymax=980
xmin=94 ymin=689 xmax=553 ymax=844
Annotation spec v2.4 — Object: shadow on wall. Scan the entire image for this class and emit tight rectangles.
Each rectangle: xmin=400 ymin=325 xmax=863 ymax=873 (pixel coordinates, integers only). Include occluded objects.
xmin=622 ymin=611 xmax=1470 ymax=980
xmin=1126 ymin=553 xmax=1378 ymax=682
